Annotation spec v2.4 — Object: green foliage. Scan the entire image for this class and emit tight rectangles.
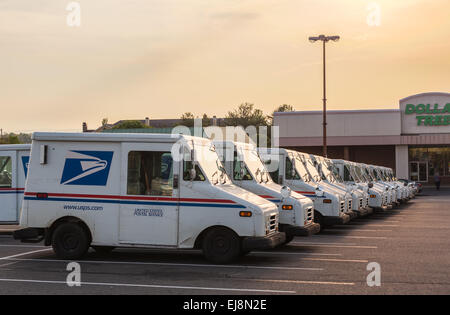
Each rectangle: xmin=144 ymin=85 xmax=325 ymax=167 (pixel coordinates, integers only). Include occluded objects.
xmin=112 ymin=120 xmax=150 ymax=129
xmin=0 ymin=133 xmax=30 ymax=144
xmin=225 ymin=103 xmax=269 ymax=127
xmin=274 ymin=104 xmax=294 ymax=113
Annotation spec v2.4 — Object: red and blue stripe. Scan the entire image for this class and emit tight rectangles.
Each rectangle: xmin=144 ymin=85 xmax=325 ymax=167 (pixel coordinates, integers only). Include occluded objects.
xmin=0 ymin=188 xmax=24 ymax=195
xmin=24 ymin=192 xmax=246 ymax=209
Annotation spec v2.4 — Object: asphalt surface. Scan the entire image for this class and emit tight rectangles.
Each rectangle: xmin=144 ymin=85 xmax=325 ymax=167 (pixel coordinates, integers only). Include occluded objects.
xmin=0 ymin=188 xmax=449 ymax=295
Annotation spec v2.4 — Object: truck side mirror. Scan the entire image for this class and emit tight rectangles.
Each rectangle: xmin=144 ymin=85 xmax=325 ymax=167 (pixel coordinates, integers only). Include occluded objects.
xmin=368 ymin=182 xmax=374 ymax=188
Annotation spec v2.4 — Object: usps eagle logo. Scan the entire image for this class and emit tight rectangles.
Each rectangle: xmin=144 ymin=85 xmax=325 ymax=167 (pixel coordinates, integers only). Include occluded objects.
xmin=60 ymin=151 xmax=114 ymax=186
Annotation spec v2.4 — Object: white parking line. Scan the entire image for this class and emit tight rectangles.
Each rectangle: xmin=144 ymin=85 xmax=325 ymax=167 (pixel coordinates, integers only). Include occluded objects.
xmin=0 ymin=249 xmax=52 ymax=261
xmin=339 ymin=236 xmax=387 ymax=240
xmin=290 ymin=243 xmax=377 ymax=249
xmin=242 ymin=278 xmax=355 ymax=286
xmin=324 ymin=229 xmax=392 ymax=232
xmin=0 ymin=244 xmax=47 ymax=248
xmin=300 ymin=258 xmax=368 ymax=263
xmin=251 ymin=251 xmax=342 ymax=257
xmin=0 ymin=278 xmax=296 ymax=294
xmin=1 ymin=257 xmax=324 ymax=271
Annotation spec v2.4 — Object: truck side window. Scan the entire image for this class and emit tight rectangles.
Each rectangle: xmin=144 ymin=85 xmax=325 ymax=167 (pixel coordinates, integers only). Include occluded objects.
xmin=0 ymin=156 xmax=12 ymax=188
xmin=183 ymin=161 xmax=206 ymax=181
xmin=285 ymin=157 xmax=300 ymax=180
xmin=127 ymin=151 xmax=173 ymax=196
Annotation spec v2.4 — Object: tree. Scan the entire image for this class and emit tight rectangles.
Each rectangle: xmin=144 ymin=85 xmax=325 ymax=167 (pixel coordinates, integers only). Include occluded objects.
xmin=268 ymin=104 xmax=295 ymax=125
xmin=274 ymin=104 xmax=294 ymax=113
xmin=225 ymin=103 xmax=269 ymax=128
xmin=0 ymin=133 xmax=21 ymax=144
xmin=180 ymin=112 xmax=195 ymax=127
xmin=112 ymin=120 xmax=150 ymax=129
xmin=102 ymin=118 xmax=109 ymax=127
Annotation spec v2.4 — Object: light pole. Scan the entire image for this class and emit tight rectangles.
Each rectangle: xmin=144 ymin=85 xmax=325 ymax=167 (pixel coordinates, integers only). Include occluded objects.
xmin=308 ymin=34 xmax=340 ymax=158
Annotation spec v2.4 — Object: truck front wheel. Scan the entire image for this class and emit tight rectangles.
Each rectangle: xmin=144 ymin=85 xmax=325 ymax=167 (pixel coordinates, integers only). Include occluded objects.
xmin=52 ymin=223 xmax=90 ymax=260
xmin=202 ymin=227 xmax=241 ymax=264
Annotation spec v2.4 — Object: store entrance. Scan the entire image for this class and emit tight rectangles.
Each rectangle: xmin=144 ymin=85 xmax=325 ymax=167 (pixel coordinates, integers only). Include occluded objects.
xmin=410 ymin=161 xmax=428 ymax=182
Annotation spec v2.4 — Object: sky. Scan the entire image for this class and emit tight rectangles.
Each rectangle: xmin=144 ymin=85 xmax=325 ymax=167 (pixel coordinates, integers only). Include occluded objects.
xmin=1 ymin=0 xmax=449 ymax=132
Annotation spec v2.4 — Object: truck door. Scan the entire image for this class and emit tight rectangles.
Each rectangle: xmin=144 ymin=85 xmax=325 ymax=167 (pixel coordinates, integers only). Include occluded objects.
xmin=119 ymin=143 xmax=179 ymax=246
xmin=17 ymin=151 xmax=29 ymax=221
xmin=0 ymin=151 xmax=17 ymax=222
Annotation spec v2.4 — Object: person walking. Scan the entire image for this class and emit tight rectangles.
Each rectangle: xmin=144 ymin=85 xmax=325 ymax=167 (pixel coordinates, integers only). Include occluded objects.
xmin=434 ymin=173 xmax=441 ymax=191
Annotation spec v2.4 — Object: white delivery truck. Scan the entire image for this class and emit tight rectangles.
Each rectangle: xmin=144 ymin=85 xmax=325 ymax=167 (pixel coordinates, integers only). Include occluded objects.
xmin=14 ymin=133 xmax=285 ymax=263
xmin=367 ymin=165 xmax=399 ymax=207
xmin=332 ymin=160 xmax=387 ymax=210
xmin=310 ymin=155 xmax=369 ymax=217
xmin=213 ymin=141 xmax=320 ymax=243
xmin=259 ymin=148 xmax=350 ymax=230
xmin=361 ymin=164 xmax=393 ymax=208
xmin=0 ymin=144 xmax=30 ymax=223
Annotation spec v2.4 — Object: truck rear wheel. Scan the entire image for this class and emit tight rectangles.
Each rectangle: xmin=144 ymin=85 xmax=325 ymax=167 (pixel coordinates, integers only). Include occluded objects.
xmin=202 ymin=227 xmax=241 ymax=264
xmin=52 ymin=223 xmax=90 ymax=260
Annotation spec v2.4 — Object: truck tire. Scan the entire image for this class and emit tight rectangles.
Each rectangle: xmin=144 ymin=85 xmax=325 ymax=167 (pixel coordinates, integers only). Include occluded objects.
xmin=92 ymin=246 xmax=115 ymax=254
xmin=283 ymin=235 xmax=294 ymax=245
xmin=314 ymin=211 xmax=324 ymax=232
xmin=52 ymin=223 xmax=90 ymax=260
xmin=202 ymin=227 xmax=241 ymax=264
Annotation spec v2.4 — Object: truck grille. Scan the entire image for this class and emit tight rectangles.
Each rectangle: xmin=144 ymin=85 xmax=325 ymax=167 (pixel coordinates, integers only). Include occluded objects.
xmin=366 ymin=197 xmax=369 ymax=207
xmin=266 ymin=214 xmax=278 ymax=234
xmin=348 ymin=200 xmax=352 ymax=211
xmin=340 ymin=201 xmax=345 ymax=213
xmin=359 ymin=198 xmax=363 ymax=209
xmin=305 ymin=207 xmax=314 ymax=224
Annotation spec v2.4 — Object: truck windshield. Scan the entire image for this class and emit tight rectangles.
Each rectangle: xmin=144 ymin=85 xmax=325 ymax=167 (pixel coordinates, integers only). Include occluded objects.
xmin=304 ymin=157 xmax=323 ymax=183
xmin=326 ymin=161 xmax=344 ymax=183
xmin=293 ymin=154 xmax=319 ymax=183
xmin=196 ymin=145 xmax=230 ymax=184
xmin=238 ymin=148 xmax=271 ymax=183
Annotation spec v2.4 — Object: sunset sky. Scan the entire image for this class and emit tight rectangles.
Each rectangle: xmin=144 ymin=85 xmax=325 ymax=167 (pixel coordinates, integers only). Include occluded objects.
xmin=1 ymin=0 xmax=449 ymax=132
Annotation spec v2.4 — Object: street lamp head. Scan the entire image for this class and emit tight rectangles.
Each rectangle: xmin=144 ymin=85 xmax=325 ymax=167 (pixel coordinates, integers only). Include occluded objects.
xmin=329 ymin=35 xmax=340 ymax=42
xmin=308 ymin=36 xmax=319 ymax=43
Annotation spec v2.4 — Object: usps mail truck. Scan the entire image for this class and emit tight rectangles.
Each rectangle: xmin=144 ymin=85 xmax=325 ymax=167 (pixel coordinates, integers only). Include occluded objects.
xmin=213 ymin=141 xmax=320 ymax=243
xmin=311 ymin=155 xmax=371 ymax=217
xmin=259 ymin=148 xmax=351 ymax=230
xmin=14 ymin=133 xmax=285 ymax=263
xmin=0 ymin=144 xmax=30 ymax=223
xmin=331 ymin=159 xmax=384 ymax=209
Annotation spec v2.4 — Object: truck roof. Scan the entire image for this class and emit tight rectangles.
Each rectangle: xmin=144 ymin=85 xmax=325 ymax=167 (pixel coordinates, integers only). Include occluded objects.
xmin=0 ymin=144 xmax=31 ymax=151
xmin=32 ymin=132 xmax=209 ymax=145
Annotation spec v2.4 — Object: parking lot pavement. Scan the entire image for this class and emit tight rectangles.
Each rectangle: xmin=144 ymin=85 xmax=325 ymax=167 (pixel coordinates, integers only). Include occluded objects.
xmin=0 ymin=189 xmax=449 ymax=295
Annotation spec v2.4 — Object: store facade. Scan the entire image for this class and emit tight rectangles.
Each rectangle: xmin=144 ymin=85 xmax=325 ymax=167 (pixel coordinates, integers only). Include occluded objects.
xmin=273 ymin=92 xmax=450 ymax=185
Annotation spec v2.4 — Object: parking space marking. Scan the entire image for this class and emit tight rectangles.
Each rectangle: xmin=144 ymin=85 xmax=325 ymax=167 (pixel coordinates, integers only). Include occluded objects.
xmin=251 ymin=251 xmax=342 ymax=257
xmin=324 ymin=229 xmax=392 ymax=232
xmin=0 ymin=244 xmax=46 ymax=248
xmin=242 ymin=278 xmax=355 ymax=286
xmin=0 ymin=278 xmax=296 ymax=294
xmin=300 ymin=258 xmax=369 ymax=263
xmin=0 ymin=249 xmax=52 ymax=261
xmin=290 ymin=243 xmax=378 ymax=249
xmin=1 ymin=257 xmax=324 ymax=271
xmin=339 ymin=236 xmax=387 ymax=240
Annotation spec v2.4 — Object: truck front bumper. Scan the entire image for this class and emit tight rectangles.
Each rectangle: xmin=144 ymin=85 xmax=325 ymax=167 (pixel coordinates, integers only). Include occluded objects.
xmin=242 ymin=232 xmax=286 ymax=251
xmin=323 ymin=214 xmax=351 ymax=226
xmin=352 ymin=207 xmax=371 ymax=217
xmin=281 ymin=223 xmax=320 ymax=237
